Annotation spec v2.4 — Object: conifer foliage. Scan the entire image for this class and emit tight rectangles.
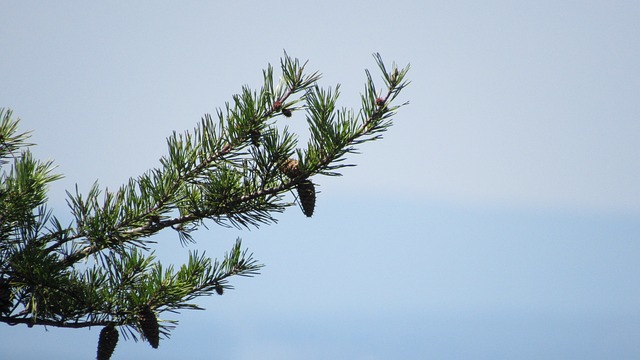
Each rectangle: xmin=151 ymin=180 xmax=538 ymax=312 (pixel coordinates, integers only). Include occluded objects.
xmin=0 ymin=53 xmax=409 ymax=358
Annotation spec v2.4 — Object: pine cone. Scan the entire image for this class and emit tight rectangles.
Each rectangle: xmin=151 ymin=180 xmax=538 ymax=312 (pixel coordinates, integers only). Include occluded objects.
xmin=281 ymin=108 xmax=292 ymax=117
xmin=280 ymin=158 xmax=300 ymax=179
xmin=97 ymin=323 xmax=119 ymax=360
xmin=249 ymin=129 xmax=260 ymax=147
xmin=0 ymin=278 xmax=11 ymax=315
xmin=214 ymin=283 xmax=224 ymax=295
xmin=297 ymin=180 xmax=316 ymax=217
xmin=138 ymin=305 xmax=160 ymax=349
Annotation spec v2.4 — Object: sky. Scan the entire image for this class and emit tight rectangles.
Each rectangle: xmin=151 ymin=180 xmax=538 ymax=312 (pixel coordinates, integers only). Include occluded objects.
xmin=1 ymin=1 xmax=639 ymax=359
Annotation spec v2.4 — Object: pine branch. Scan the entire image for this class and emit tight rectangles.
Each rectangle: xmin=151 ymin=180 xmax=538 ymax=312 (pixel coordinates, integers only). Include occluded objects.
xmin=51 ymin=55 xmax=321 ymax=266
xmin=0 ymin=52 xmax=410 ymax=357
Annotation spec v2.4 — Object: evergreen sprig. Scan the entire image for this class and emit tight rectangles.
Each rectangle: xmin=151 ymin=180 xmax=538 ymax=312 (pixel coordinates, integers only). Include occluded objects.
xmin=0 ymin=52 xmax=409 ymax=358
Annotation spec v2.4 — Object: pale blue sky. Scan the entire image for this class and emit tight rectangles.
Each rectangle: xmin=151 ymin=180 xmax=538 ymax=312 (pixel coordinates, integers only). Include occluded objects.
xmin=1 ymin=1 xmax=639 ymax=359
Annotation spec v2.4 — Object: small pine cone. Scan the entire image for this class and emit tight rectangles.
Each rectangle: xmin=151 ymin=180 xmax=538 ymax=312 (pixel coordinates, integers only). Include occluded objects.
xmin=0 ymin=279 xmax=11 ymax=315
xmin=249 ymin=129 xmax=261 ymax=146
xmin=97 ymin=323 xmax=119 ymax=360
xmin=272 ymin=100 xmax=283 ymax=112
xmin=281 ymin=108 xmax=292 ymax=117
xmin=296 ymin=180 xmax=316 ymax=217
xmin=138 ymin=305 xmax=160 ymax=349
xmin=214 ymin=283 xmax=224 ymax=295
xmin=280 ymin=158 xmax=300 ymax=179
xmin=375 ymin=97 xmax=386 ymax=107
xmin=149 ymin=215 xmax=160 ymax=224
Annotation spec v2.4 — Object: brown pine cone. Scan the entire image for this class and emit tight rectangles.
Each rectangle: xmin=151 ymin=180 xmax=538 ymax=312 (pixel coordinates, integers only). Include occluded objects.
xmin=297 ymin=180 xmax=316 ymax=217
xmin=138 ymin=305 xmax=160 ymax=349
xmin=280 ymin=158 xmax=300 ymax=179
xmin=97 ymin=323 xmax=119 ymax=360
xmin=0 ymin=279 xmax=11 ymax=315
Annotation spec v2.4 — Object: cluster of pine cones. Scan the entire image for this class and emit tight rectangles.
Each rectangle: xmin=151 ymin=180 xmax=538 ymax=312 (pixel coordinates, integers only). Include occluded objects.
xmin=96 ymin=305 xmax=160 ymax=360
